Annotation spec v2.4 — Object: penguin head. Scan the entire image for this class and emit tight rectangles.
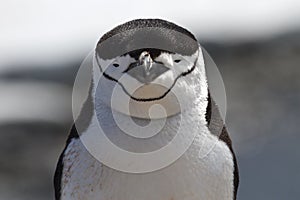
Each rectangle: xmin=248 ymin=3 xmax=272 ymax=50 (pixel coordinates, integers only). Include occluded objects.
xmin=94 ymin=19 xmax=207 ymax=119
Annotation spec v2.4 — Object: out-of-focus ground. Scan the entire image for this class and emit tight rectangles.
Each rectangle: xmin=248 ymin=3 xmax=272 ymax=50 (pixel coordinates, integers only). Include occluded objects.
xmin=0 ymin=30 xmax=299 ymax=200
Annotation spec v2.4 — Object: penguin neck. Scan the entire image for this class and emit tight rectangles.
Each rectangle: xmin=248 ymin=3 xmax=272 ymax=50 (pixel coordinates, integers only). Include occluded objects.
xmin=89 ymin=92 xmax=208 ymax=153
xmin=76 ymin=57 xmax=209 ymax=148
xmin=75 ymin=73 xmax=209 ymax=155
xmin=92 ymin=64 xmax=209 ymax=125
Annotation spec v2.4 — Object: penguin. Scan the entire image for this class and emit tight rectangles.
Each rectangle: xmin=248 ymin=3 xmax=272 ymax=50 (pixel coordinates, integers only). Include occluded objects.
xmin=54 ymin=19 xmax=239 ymax=200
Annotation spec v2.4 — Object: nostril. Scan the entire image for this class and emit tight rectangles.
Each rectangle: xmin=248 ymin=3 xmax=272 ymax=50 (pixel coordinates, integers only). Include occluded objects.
xmin=139 ymin=51 xmax=152 ymax=63
xmin=141 ymin=52 xmax=150 ymax=57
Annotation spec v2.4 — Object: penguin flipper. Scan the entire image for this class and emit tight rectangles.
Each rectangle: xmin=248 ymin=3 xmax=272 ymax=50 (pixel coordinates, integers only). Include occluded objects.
xmin=218 ymin=126 xmax=239 ymax=200
xmin=54 ymin=125 xmax=79 ymax=200
xmin=206 ymin=93 xmax=239 ymax=199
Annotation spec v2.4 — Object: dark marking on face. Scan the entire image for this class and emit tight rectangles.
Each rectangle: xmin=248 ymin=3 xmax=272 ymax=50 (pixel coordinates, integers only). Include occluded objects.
xmin=126 ymin=48 xmax=173 ymax=60
xmin=95 ymin=52 xmax=198 ymax=102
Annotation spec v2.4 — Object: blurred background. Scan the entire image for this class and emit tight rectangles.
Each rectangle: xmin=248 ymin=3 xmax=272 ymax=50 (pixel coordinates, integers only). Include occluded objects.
xmin=0 ymin=0 xmax=299 ymax=199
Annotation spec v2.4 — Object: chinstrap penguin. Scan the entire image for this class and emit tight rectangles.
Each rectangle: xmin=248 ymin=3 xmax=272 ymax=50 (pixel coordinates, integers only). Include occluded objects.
xmin=54 ymin=18 xmax=239 ymax=200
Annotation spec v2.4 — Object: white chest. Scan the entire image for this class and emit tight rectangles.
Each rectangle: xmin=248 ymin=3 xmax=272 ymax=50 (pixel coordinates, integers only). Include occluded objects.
xmin=61 ymin=94 xmax=234 ymax=200
xmin=61 ymin=130 xmax=234 ymax=200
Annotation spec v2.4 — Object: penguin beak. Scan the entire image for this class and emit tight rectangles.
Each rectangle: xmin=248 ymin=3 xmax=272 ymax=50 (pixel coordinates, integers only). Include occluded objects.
xmin=125 ymin=52 xmax=169 ymax=84
xmin=142 ymin=52 xmax=152 ymax=76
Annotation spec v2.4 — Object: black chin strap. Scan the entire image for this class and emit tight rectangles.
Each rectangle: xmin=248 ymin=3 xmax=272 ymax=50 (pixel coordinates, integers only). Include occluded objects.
xmin=95 ymin=52 xmax=199 ymax=102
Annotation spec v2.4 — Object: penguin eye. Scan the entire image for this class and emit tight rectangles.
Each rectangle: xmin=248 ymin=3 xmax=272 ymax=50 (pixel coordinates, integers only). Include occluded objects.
xmin=174 ymin=59 xmax=181 ymax=63
xmin=113 ymin=63 xmax=119 ymax=67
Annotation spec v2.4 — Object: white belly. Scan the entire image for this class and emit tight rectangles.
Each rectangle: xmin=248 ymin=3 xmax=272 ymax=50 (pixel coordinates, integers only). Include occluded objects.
xmin=61 ymin=132 xmax=234 ymax=200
